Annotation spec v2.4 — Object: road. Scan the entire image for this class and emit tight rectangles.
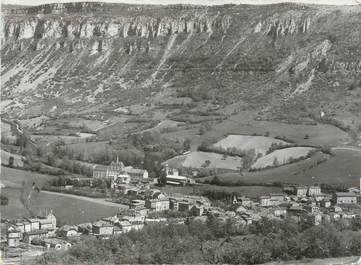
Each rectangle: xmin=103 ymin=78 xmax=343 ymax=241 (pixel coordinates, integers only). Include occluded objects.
xmin=40 ymin=190 xmax=129 ymax=209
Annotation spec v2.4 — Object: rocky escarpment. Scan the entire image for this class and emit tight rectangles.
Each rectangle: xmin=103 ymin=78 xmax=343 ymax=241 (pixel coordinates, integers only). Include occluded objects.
xmin=1 ymin=3 xmax=361 ymax=120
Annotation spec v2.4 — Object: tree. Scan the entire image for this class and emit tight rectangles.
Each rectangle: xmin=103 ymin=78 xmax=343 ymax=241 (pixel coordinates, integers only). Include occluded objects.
xmin=202 ymin=160 xmax=211 ymax=168
xmin=183 ymin=138 xmax=191 ymax=151
xmin=272 ymin=157 xmax=279 ymax=167
xmin=0 ymin=194 xmax=8 ymax=205
xmin=157 ymin=167 xmax=167 ymax=187
xmin=47 ymin=154 xmax=56 ymax=167
xmin=8 ymin=156 xmax=14 ymax=167
xmin=199 ymin=125 xmax=206 ymax=135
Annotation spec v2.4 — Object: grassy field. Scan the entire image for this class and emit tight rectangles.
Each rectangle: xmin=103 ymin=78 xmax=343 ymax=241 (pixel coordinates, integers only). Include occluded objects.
xmin=293 ymin=149 xmax=361 ymax=186
xmin=1 ymin=120 xmax=17 ymax=143
xmin=213 ymin=135 xmax=289 ymax=155
xmin=158 ymin=184 xmax=282 ymax=198
xmin=204 ymin=149 xmax=361 ymax=186
xmin=1 ymin=166 xmax=55 ymax=188
xmin=1 ymin=150 xmax=24 ymax=167
xmin=143 ymin=119 xmax=185 ymax=133
xmin=251 ymin=147 xmax=315 ymax=170
xmin=198 ymin=111 xmax=349 ymax=147
xmin=63 ymin=141 xmax=110 ymax=160
xmin=164 ymin=151 xmax=243 ymax=170
xmin=1 ymin=121 xmax=12 ymax=136
xmin=160 ymin=111 xmax=349 ymax=153
xmin=1 ymin=188 xmax=121 ymax=225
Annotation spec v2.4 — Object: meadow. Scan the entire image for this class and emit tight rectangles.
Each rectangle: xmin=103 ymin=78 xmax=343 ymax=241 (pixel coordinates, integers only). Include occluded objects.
xmin=251 ymin=147 xmax=316 ymax=170
xmin=204 ymin=149 xmax=361 ymax=186
xmin=164 ymin=151 xmax=243 ymax=170
xmin=161 ymin=111 xmax=350 ymax=150
xmin=1 ymin=166 xmax=55 ymax=188
xmin=1 ymin=150 xmax=24 ymax=167
xmin=210 ymin=112 xmax=350 ymax=147
xmin=1 ymin=188 xmax=121 ymax=225
xmin=213 ymin=135 xmax=289 ymax=155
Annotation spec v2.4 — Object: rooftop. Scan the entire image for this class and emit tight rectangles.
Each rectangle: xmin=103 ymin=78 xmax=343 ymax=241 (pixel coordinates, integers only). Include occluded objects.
xmin=166 ymin=175 xmax=189 ymax=181
xmin=335 ymin=192 xmax=358 ymax=197
xmin=25 ymin=229 xmax=48 ymax=235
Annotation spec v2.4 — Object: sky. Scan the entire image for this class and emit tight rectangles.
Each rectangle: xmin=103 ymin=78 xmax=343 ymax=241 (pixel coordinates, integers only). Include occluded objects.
xmin=1 ymin=0 xmax=359 ymax=6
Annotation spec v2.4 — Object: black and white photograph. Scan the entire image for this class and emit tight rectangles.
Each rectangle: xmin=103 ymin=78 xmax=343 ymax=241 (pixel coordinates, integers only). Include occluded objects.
xmin=1 ymin=0 xmax=361 ymax=264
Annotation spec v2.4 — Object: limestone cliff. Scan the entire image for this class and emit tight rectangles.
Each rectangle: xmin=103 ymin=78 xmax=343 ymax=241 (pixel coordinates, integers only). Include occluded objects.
xmin=1 ymin=3 xmax=361 ymax=120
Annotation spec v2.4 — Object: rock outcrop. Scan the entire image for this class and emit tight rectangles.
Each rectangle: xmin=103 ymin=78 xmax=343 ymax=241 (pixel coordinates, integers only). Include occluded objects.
xmin=1 ymin=2 xmax=361 ymax=118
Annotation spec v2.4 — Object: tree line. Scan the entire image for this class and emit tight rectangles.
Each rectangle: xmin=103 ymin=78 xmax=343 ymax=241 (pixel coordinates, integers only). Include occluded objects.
xmin=37 ymin=216 xmax=361 ymax=265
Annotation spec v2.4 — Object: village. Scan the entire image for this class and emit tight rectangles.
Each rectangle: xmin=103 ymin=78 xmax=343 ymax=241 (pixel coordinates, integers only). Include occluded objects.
xmin=1 ymin=157 xmax=361 ymax=262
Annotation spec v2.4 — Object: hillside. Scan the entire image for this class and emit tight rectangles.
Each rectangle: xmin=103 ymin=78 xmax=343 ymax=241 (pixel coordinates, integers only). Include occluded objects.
xmin=1 ymin=2 xmax=361 ymax=186
xmin=1 ymin=2 xmax=361 ymax=131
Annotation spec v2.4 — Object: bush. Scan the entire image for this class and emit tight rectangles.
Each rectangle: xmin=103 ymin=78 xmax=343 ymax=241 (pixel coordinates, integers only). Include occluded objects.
xmin=0 ymin=194 xmax=8 ymax=205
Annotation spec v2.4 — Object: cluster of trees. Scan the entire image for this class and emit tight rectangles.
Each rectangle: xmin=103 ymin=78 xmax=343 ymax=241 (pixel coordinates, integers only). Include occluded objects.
xmin=57 ymin=157 xmax=93 ymax=177
xmin=0 ymin=194 xmax=8 ymax=206
xmin=37 ymin=217 xmax=361 ymax=265
xmin=250 ymin=149 xmax=318 ymax=172
xmin=47 ymin=176 xmax=110 ymax=189
xmin=198 ymin=122 xmax=212 ymax=135
xmin=266 ymin=142 xmax=293 ymax=155
xmin=203 ymin=176 xmax=283 ymax=188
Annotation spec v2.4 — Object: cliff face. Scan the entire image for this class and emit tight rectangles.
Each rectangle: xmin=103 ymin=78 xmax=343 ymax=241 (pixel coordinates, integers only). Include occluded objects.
xmin=1 ymin=3 xmax=361 ymax=119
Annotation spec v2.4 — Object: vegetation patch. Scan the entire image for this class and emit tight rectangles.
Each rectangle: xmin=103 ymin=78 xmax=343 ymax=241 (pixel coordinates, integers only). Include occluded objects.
xmin=212 ymin=135 xmax=290 ymax=156
xmin=164 ymin=151 xmax=243 ymax=171
xmin=251 ymin=147 xmax=316 ymax=170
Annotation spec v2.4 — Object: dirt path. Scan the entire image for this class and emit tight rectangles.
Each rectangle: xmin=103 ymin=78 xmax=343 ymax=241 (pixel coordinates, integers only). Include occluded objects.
xmin=40 ymin=190 xmax=129 ymax=209
xmin=332 ymin=146 xmax=361 ymax=153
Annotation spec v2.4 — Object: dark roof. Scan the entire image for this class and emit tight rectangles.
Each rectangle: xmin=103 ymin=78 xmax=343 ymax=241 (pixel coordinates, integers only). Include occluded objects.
xmin=25 ymin=229 xmax=48 ymax=235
